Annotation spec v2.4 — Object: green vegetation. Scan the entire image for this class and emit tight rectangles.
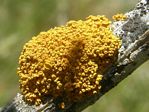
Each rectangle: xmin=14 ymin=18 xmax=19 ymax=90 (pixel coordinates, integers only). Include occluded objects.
xmin=0 ymin=0 xmax=148 ymax=112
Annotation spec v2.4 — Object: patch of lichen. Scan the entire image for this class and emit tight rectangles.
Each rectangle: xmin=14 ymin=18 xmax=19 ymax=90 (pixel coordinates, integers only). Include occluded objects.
xmin=112 ymin=13 xmax=127 ymax=21
xmin=17 ymin=15 xmax=121 ymax=106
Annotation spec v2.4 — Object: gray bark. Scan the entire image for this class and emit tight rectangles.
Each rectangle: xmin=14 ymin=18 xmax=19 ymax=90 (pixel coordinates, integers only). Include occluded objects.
xmin=1 ymin=0 xmax=149 ymax=112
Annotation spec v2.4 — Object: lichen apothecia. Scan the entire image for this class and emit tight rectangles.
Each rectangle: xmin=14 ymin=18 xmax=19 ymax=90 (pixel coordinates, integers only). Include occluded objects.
xmin=112 ymin=13 xmax=127 ymax=21
xmin=17 ymin=15 xmax=121 ymax=108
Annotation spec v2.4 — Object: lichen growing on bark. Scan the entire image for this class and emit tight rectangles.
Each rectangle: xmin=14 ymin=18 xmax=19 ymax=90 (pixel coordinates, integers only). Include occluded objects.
xmin=17 ymin=15 xmax=121 ymax=106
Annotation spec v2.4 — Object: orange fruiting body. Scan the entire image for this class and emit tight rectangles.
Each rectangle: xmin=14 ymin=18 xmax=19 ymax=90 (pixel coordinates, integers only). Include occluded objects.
xmin=112 ymin=13 xmax=127 ymax=21
xmin=17 ymin=15 xmax=121 ymax=106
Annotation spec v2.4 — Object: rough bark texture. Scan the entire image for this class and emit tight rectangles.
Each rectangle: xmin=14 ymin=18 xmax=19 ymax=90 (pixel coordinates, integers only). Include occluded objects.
xmin=1 ymin=0 xmax=149 ymax=112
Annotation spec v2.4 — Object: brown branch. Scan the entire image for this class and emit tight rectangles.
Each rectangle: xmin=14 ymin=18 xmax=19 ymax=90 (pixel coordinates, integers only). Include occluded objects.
xmin=1 ymin=0 xmax=149 ymax=112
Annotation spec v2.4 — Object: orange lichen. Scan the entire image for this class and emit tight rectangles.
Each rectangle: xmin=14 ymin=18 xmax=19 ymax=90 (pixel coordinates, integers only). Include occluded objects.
xmin=17 ymin=15 xmax=121 ymax=106
xmin=112 ymin=13 xmax=127 ymax=21
xmin=59 ymin=102 xmax=65 ymax=109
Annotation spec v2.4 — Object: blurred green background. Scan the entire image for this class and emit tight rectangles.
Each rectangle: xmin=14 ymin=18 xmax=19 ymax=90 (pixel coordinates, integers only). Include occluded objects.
xmin=0 ymin=0 xmax=148 ymax=111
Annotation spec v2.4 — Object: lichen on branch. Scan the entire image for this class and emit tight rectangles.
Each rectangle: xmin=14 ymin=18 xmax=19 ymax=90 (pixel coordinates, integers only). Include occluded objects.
xmin=17 ymin=15 xmax=121 ymax=107
xmin=1 ymin=0 xmax=148 ymax=112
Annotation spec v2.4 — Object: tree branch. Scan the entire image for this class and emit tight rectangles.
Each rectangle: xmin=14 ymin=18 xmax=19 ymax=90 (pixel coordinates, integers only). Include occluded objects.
xmin=1 ymin=0 xmax=149 ymax=112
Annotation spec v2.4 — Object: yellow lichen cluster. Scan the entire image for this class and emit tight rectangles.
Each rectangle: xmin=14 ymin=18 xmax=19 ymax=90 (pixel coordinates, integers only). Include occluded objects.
xmin=17 ymin=15 xmax=121 ymax=106
xmin=112 ymin=13 xmax=127 ymax=21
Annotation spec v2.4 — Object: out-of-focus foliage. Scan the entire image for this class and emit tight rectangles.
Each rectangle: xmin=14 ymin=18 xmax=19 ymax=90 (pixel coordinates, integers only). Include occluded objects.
xmin=0 ymin=0 xmax=148 ymax=112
